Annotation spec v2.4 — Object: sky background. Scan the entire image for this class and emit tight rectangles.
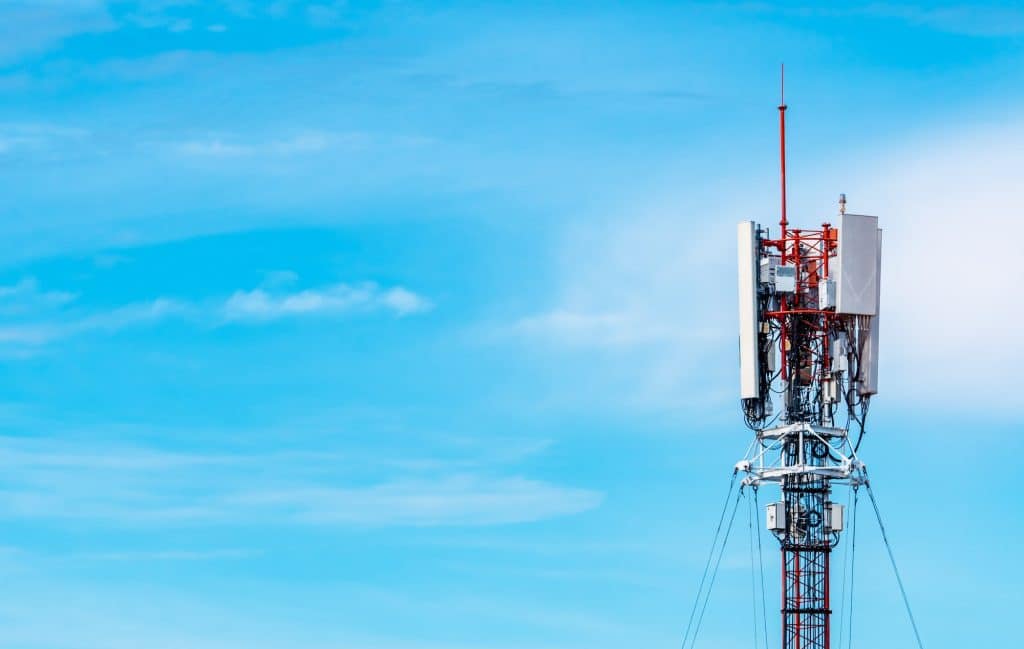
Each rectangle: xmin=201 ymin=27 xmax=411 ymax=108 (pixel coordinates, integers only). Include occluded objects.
xmin=0 ymin=1 xmax=1020 ymax=647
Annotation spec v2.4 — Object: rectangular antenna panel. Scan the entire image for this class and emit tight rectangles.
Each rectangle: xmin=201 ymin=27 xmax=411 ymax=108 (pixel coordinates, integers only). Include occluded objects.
xmin=857 ymin=228 xmax=882 ymax=395
xmin=737 ymin=221 xmax=760 ymax=399
xmin=835 ymin=213 xmax=880 ymax=315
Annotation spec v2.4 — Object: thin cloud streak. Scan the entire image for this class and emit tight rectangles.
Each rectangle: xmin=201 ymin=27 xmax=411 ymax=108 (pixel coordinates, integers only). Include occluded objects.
xmin=223 ymin=283 xmax=431 ymax=322
xmin=0 ymin=277 xmax=432 ymax=351
xmin=509 ymin=309 xmax=724 ymax=348
xmin=170 ymin=131 xmax=435 ymax=159
xmin=230 ymin=476 xmax=603 ymax=526
xmin=493 ymin=202 xmax=742 ymax=414
xmin=173 ymin=132 xmax=333 ymax=158
xmin=78 ymin=548 xmax=261 ymax=561
xmin=731 ymin=2 xmax=1024 ymax=37
xmin=0 ymin=438 xmax=601 ymax=528
xmin=0 ymin=476 xmax=601 ymax=527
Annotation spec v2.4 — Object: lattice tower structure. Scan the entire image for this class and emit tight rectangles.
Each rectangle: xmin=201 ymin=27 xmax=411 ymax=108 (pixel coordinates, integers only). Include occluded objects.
xmin=734 ymin=71 xmax=880 ymax=649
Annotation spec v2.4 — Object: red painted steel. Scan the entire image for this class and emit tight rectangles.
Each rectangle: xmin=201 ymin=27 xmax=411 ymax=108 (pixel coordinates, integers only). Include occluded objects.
xmin=779 ymin=63 xmax=788 ymax=241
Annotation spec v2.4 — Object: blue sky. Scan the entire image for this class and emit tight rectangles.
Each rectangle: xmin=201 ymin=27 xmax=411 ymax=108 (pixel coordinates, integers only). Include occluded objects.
xmin=0 ymin=1 xmax=1021 ymax=647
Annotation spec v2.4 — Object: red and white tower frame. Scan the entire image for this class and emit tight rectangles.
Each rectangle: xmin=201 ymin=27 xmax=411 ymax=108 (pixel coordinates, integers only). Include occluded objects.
xmin=735 ymin=72 xmax=881 ymax=649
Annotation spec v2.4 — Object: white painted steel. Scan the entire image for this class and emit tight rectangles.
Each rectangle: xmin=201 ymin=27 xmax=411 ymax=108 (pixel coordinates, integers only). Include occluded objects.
xmin=818 ymin=278 xmax=836 ymax=309
xmin=857 ymin=228 xmax=882 ymax=395
xmin=737 ymin=221 xmax=760 ymax=399
xmin=828 ymin=502 xmax=845 ymax=532
xmin=736 ymin=422 xmax=867 ymax=488
xmin=774 ymin=265 xmax=797 ymax=293
xmin=835 ymin=213 xmax=880 ymax=315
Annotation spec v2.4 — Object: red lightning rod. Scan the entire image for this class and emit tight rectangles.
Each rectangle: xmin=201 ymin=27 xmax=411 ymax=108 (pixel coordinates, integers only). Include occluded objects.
xmin=779 ymin=63 xmax=788 ymax=243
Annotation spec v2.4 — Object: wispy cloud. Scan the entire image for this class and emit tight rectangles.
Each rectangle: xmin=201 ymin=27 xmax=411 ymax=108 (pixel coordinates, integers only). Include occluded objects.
xmin=79 ymin=548 xmax=260 ymax=561
xmin=0 ymin=276 xmax=431 ymax=352
xmin=509 ymin=309 xmax=722 ymax=348
xmin=0 ymin=122 xmax=92 ymax=160
xmin=171 ymin=131 xmax=433 ymax=159
xmin=228 ymin=476 xmax=602 ymax=526
xmin=0 ymin=297 xmax=186 ymax=346
xmin=0 ymin=277 xmax=77 ymax=311
xmin=172 ymin=133 xmax=335 ymax=158
xmin=843 ymin=116 xmax=1024 ymax=404
xmin=732 ymin=2 xmax=1024 ymax=37
xmin=0 ymin=436 xmax=601 ymax=527
xmin=118 ymin=0 xmax=351 ymax=32
xmin=0 ymin=2 xmax=114 ymax=64
xmin=494 ymin=204 xmax=739 ymax=413
xmin=223 ymin=283 xmax=431 ymax=322
xmin=867 ymin=3 xmax=1024 ymax=37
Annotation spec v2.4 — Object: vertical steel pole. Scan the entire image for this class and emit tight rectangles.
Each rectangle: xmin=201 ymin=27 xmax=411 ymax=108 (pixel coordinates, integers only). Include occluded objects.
xmin=779 ymin=63 xmax=788 ymax=241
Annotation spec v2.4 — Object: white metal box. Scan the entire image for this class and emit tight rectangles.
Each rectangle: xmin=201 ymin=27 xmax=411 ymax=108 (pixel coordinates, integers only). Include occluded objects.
xmin=774 ymin=265 xmax=796 ymax=293
xmin=826 ymin=502 xmax=844 ymax=532
xmin=835 ymin=213 xmax=880 ymax=315
xmin=759 ymin=256 xmax=778 ymax=284
xmin=831 ymin=333 xmax=849 ymax=374
xmin=737 ymin=221 xmax=761 ymax=399
xmin=818 ymin=278 xmax=836 ymax=309
xmin=822 ymin=378 xmax=838 ymax=404
xmin=766 ymin=502 xmax=786 ymax=532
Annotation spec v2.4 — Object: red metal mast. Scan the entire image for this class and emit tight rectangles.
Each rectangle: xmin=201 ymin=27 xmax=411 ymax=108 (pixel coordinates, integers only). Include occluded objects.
xmin=779 ymin=63 xmax=788 ymax=242
xmin=760 ymin=69 xmax=841 ymax=649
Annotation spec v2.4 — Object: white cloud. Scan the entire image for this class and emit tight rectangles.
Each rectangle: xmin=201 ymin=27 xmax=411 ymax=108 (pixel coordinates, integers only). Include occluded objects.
xmin=735 ymin=3 xmax=1024 ymax=38
xmin=173 ymin=132 xmax=350 ymax=158
xmin=175 ymin=138 xmax=253 ymax=157
xmin=509 ymin=112 xmax=1024 ymax=413
xmin=92 ymin=252 xmax=129 ymax=269
xmin=170 ymin=130 xmax=430 ymax=160
xmin=380 ymin=286 xmax=434 ymax=316
xmin=510 ymin=309 xmax=720 ymax=348
xmin=260 ymin=269 xmax=299 ymax=288
xmin=77 ymin=297 xmax=188 ymax=331
xmin=226 ymin=476 xmax=602 ymax=526
xmin=223 ymin=282 xmax=432 ymax=322
xmin=0 ymin=122 xmax=91 ymax=159
xmin=0 ymin=2 xmax=114 ymax=64
xmin=844 ymin=117 xmax=1024 ymax=404
xmin=499 ymin=200 xmax=740 ymax=413
xmin=0 ymin=437 xmax=600 ymax=527
xmin=869 ymin=4 xmax=1024 ymax=37
xmin=80 ymin=548 xmax=258 ymax=561
xmin=0 ymin=297 xmax=187 ymax=346
xmin=0 ymin=277 xmax=432 ymax=352
xmin=0 ymin=276 xmax=77 ymax=309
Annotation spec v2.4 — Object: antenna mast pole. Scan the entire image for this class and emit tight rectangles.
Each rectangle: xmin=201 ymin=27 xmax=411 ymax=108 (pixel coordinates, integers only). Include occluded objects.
xmin=779 ymin=63 xmax=788 ymax=241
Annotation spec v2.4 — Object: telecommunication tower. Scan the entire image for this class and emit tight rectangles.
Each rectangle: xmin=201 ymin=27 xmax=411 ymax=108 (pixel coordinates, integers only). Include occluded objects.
xmin=734 ymin=72 xmax=880 ymax=649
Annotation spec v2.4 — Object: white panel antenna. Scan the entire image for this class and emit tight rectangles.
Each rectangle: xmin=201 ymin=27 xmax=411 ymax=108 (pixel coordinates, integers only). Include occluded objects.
xmin=737 ymin=221 xmax=760 ymax=399
xmin=857 ymin=228 xmax=882 ymax=395
xmin=835 ymin=213 xmax=880 ymax=315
